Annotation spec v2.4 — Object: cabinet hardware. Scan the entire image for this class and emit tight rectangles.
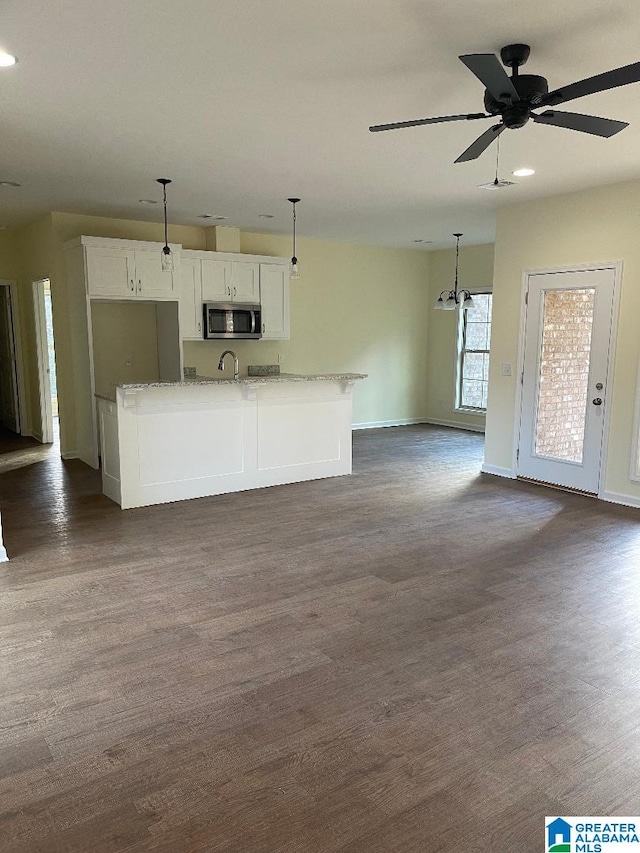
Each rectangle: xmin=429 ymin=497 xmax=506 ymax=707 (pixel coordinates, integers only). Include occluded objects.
xmin=138 ymin=279 xmax=142 ymax=291
xmin=262 ymin=323 xmax=265 ymax=333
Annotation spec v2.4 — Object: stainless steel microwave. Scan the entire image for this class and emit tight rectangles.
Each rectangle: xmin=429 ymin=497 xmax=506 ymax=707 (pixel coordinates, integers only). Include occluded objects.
xmin=203 ymin=303 xmax=262 ymax=340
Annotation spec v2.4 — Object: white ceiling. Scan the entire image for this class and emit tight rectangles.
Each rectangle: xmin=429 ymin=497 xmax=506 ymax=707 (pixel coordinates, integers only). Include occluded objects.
xmin=1 ymin=0 xmax=640 ymax=248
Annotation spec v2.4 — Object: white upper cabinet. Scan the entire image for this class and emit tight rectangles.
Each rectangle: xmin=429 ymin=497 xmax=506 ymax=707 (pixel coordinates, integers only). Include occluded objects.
xmin=84 ymin=241 xmax=177 ymax=300
xmin=201 ymin=260 xmax=231 ymax=301
xmin=230 ymin=262 xmax=260 ymax=303
xmin=260 ymin=263 xmax=290 ymax=340
xmin=201 ymin=260 xmax=260 ymax=303
xmin=132 ymin=249 xmax=176 ymax=299
xmin=179 ymin=257 xmax=203 ymax=340
xmin=86 ymin=247 xmax=136 ymax=298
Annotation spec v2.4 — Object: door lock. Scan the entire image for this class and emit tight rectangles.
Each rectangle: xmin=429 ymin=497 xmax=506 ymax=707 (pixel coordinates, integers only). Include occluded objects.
xmin=595 ymin=382 xmax=603 ymax=390
xmin=592 ymin=398 xmax=603 ymax=406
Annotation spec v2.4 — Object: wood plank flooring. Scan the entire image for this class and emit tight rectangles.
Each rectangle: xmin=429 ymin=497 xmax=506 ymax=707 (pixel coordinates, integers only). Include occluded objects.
xmin=1 ymin=424 xmax=640 ymax=852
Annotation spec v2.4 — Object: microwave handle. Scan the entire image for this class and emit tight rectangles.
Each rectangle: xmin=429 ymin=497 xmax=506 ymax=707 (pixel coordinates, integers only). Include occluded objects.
xmin=250 ymin=310 xmax=256 ymax=335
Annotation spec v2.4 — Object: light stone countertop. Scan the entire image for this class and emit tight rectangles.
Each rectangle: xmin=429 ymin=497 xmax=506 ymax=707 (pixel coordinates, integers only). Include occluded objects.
xmin=121 ymin=372 xmax=367 ymax=388
xmin=97 ymin=373 xmax=367 ymax=398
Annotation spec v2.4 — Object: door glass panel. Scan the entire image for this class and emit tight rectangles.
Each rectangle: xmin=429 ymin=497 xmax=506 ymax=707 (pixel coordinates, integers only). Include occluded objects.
xmin=534 ymin=288 xmax=595 ymax=463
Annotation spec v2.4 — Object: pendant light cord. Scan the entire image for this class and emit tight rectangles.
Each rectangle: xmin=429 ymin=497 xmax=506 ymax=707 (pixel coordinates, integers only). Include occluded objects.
xmin=292 ymin=201 xmax=297 ymax=262
xmin=163 ymin=182 xmax=169 ymax=250
xmin=494 ymin=134 xmax=501 ymax=185
xmin=454 ymin=233 xmax=460 ymax=297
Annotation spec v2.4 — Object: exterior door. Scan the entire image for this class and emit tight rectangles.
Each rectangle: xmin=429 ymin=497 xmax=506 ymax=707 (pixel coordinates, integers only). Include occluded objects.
xmin=518 ymin=267 xmax=616 ymax=493
xmin=0 ymin=285 xmax=20 ymax=432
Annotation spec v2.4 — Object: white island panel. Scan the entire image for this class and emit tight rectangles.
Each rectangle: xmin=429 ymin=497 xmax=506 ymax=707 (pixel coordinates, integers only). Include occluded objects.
xmin=99 ymin=374 xmax=365 ymax=509
xmin=137 ymin=404 xmax=247 ymax=485
xmin=257 ymin=400 xmax=343 ymax=470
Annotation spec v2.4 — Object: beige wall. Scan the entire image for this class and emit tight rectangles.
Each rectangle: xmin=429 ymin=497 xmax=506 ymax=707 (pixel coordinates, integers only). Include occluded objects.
xmin=485 ymin=178 xmax=640 ymax=502
xmin=185 ymin=231 xmax=432 ymax=426
xmin=9 ymin=216 xmax=55 ymax=440
xmin=91 ymin=302 xmax=161 ymax=398
xmin=7 ymin=213 xmax=432 ymax=452
xmin=425 ymin=243 xmax=494 ymax=431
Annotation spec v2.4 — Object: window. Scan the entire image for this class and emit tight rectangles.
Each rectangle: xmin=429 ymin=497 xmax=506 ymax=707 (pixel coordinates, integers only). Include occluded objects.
xmin=456 ymin=292 xmax=493 ymax=412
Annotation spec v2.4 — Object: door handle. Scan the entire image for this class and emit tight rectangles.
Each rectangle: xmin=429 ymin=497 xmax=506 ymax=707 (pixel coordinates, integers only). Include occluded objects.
xmin=592 ymin=398 xmax=603 ymax=406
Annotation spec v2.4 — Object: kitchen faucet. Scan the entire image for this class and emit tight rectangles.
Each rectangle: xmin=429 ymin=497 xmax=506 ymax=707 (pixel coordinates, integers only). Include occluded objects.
xmin=218 ymin=350 xmax=239 ymax=380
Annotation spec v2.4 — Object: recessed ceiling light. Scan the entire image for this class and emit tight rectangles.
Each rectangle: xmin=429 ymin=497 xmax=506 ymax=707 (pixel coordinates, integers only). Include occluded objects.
xmin=512 ymin=167 xmax=535 ymax=177
xmin=139 ymin=198 xmax=157 ymax=205
xmin=0 ymin=181 xmax=20 ymax=188
xmin=199 ymin=214 xmax=227 ymax=220
xmin=259 ymin=214 xmax=275 ymax=219
xmin=0 ymin=52 xmax=17 ymax=68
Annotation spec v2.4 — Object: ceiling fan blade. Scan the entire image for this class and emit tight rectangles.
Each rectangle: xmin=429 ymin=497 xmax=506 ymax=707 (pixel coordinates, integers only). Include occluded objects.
xmin=459 ymin=54 xmax=519 ymax=103
xmin=455 ymin=123 xmax=505 ymax=163
xmin=369 ymin=113 xmax=489 ymax=132
xmin=541 ymin=61 xmax=640 ymax=107
xmin=532 ymin=110 xmax=628 ymax=137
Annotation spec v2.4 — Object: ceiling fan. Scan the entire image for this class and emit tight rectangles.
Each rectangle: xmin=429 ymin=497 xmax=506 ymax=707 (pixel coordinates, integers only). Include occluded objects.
xmin=369 ymin=44 xmax=640 ymax=163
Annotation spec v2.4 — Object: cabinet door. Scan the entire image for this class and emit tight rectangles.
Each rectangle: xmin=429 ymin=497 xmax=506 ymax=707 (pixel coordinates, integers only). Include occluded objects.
xmin=260 ymin=264 xmax=290 ymax=340
xmin=231 ymin=262 xmax=260 ymax=303
xmin=86 ymin=247 xmax=135 ymax=298
xmin=179 ymin=258 xmax=203 ymax=339
xmin=134 ymin=250 xmax=175 ymax=299
xmin=201 ymin=259 xmax=231 ymax=301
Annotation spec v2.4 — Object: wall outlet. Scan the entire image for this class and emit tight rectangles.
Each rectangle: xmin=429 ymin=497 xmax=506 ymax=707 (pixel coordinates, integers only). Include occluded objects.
xmin=501 ymin=362 xmax=512 ymax=377
xmin=278 ymin=353 xmax=284 ymax=365
xmin=125 ymin=355 xmax=132 ymax=367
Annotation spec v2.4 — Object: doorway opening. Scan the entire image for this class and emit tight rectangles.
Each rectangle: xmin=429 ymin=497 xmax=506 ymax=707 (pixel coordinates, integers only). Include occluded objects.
xmin=0 ymin=280 xmax=24 ymax=437
xmin=32 ymin=279 xmax=59 ymax=447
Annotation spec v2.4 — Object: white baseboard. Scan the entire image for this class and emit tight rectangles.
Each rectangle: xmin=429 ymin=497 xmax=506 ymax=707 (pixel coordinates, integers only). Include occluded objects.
xmin=60 ymin=450 xmax=79 ymax=460
xmin=422 ymin=417 xmax=485 ymax=434
xmin=599 ymin=490 xmax=640 ymax=509
xmin=481 ymin=463 xmax=516 ymax=479
xmin=352 ymin=417 xmax=428 ymax=430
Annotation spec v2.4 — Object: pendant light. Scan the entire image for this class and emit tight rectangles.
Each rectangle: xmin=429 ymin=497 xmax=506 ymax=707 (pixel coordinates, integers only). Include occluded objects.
xmin=287 ymin=197 xmax=301 ymax=278
xmin=433 ymin=233 xmax=475 ymax=311
xmin=157 ymin=178 xmax=174 ymax=272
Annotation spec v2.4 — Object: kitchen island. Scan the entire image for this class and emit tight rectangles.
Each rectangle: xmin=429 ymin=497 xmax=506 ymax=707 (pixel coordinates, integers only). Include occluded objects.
xmin=96 ymin=373 xmax=366 ymax=509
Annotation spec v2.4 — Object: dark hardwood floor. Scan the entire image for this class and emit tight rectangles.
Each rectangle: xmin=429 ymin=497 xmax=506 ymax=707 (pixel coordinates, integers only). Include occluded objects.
xmin=1 ymin=424 xmax=640 ymax=852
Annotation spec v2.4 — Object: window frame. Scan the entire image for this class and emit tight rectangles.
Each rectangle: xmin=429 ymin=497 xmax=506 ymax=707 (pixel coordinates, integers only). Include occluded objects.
xmin=455 ymin=290 xmax=493 ymax=415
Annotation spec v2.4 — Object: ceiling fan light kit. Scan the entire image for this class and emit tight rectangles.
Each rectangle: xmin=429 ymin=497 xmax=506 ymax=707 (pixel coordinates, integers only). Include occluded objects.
xmin=370 ymin=44 xmax=640 ymax=163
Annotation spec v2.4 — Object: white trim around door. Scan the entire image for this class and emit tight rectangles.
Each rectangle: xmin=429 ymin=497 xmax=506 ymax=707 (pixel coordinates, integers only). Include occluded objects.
xmin=512 ymin=262 xmax=622 ymax=498
xmin=32 ymin=279 xmax=54 ymax=444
